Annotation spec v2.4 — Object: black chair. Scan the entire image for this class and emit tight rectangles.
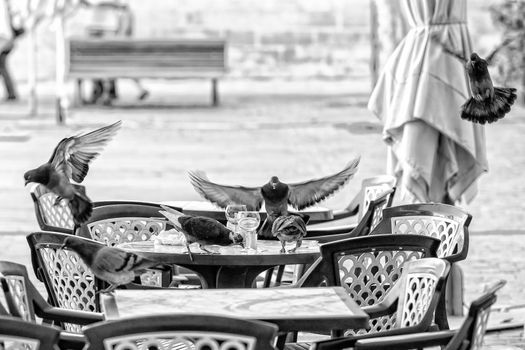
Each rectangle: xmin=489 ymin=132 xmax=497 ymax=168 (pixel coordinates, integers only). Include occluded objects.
xmin=263 ymin=188 xmax=396 ymax=288
xmin=308 ymin=174 xmax=396 ymax=226
xmin=0 ymin=315 xmax=61 ymax=350
xmin=288 ymin=258 xmax=450 ymax=350
xmin=371 ymin=203 xmax=472 ymax=329
xmin=0 ymin=260 xmax=102 ymax=348
xmin=77 ymin=203 xmax=199 ymax=288
xmin=83 ymin=314 xmax=278 ymax=350
xmin=295 ymin=234 xmax=441 ymax=335
xmin=308 ymin=188 xmax=395 ymax=242
xmin=344 ymin=280 xmax=511 ymax=350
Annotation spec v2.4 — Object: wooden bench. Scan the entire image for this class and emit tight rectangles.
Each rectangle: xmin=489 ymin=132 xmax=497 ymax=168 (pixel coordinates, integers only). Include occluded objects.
xmin=63 ymin=38 xmax=227 ymax=110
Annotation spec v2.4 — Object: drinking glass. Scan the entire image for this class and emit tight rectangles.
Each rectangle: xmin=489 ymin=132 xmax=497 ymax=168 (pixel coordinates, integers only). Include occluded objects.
xmin=225 ymin=204 xmax=247 ymax=233
xmin=237 ymin=211 xmax=261 ymax=251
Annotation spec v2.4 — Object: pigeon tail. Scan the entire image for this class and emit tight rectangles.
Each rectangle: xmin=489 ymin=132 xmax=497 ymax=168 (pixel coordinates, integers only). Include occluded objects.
xmin=69 ymin=190 xmax=93 ymax=225
xmin=461 ymin=87 xmax=517 ymax=124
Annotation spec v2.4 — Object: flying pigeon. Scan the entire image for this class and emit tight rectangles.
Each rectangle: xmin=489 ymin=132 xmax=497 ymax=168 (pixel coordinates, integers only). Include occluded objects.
xmin=159 ymin=205 xmax=244 ymax=261
xmin=61 ymin=236 xmax=159 ymax=294
xmin=187 ymin=157 xmax=360 ymax=237
xmin=272 ymin=214 xmax=309 ymax=253
xmin=23 ymin=120 xmax=122 ymax=225
xmin=438 ymin=37 xmax=517 ymax=124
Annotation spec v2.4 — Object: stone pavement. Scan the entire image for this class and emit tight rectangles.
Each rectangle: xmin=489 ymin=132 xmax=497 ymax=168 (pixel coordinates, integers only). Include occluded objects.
xmin=0 ymin=79 xmax=524 ymax=348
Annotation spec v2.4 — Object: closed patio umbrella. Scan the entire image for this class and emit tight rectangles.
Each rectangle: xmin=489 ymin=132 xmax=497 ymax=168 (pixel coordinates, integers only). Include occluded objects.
xmin=368 ymin=0 xmax=488 ymax=204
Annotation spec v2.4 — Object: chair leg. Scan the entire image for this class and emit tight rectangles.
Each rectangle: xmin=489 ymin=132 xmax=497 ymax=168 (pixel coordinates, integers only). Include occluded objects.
xmin=211 ymin=78 xmax=219 ymax=106
xmin=275 ymin=265 xmax=285 ymax=286
xmin=447 ymin=264 xmax=464 ymax=316
xmin=263 ymin=267 xmax=274 ymax=288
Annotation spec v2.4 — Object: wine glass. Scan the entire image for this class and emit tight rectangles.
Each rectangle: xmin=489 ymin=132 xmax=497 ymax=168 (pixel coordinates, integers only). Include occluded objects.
xmin=225 ymin=204 xmax=247 ymax=233
xmin=237 ymin=211 xmax=261 ymax=251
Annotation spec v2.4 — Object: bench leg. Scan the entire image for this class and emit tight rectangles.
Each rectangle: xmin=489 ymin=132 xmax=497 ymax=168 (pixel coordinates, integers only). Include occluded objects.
xmin=74 ymin=79 xmax=83 ymax=106
xmin=56 ymin=97 xmax=66 ymax=124
xmin=211 ymin=78 xmax=219 ymax=106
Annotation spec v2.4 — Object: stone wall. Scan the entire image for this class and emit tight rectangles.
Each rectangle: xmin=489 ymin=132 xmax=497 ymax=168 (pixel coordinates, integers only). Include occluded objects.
xmin=7 ymin=0 xmax=501 ymax=82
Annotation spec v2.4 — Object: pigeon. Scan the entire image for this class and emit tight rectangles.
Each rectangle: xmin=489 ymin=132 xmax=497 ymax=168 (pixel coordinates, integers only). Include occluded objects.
xmin=272 ymin=214 xmax=309 ymax=253
xmin=61 ymin=236 xmax=159 ymax=294
xmin=188 ymin=157 xmax=360 ymax=237
xmin=438 ymin=37 xmax=517 ymax=124
xmin=159 ymin=205 xmax=244 ymax=261
xmin=23 ymin=120 xmax=122 ymax=226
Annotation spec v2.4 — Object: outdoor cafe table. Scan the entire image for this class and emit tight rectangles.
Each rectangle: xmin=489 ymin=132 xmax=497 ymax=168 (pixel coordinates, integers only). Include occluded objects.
xmin=118 ymin=239 xmax=320 ymax=288
xmin=100 ymin=287 xmax=370 ymax=335
xmin=162 ymin=200 xmax=334 ymax=223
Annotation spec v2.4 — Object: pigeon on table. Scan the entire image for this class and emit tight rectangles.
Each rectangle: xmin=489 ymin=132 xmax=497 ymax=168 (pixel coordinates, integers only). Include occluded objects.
xmin=437 ymin=37 xmax=517 ymax=124
xmin=61 ymin=235 xmax=159 ymax=294
xmin=272 ymin=214 xmax=309 ymax=253
xmin=23 ymin=120 xmax=122 ymax=226
xmin=159 ymin=205 xmax=244 ymax=261
xmin=188 ymin=157 xmax=360 ymax=237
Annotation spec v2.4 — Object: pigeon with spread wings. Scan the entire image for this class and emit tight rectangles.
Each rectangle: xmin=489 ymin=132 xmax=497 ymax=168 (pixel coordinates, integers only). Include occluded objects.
xmin=24 ymin=120 xmax=122 ymax=225
xmin=188 ymin=157 xmax=360 ymax=237
xmin=437 ymin=37 xmax=517 ymax=124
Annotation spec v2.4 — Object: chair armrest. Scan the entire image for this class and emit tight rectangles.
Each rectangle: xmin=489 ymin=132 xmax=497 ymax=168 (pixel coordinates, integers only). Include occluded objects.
xmin=308 ymin=225 xmax=357 ymax=237
xmin=59 ymin=331 xmax=87 ymax=350
xmin=361 ymin=280 xmax=401 ymax=318
xmin=331 ymin=190 xmax=361 ymax=221
xmin=354 ymin=330 xmax=456 ymax=350
xmin=37 ymin=306 xmax=104 ymax=325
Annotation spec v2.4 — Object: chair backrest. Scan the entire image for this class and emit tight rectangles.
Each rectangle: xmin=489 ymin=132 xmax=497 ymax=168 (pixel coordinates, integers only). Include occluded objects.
xmin=28 ymin=183 xmax=75 ymax=233
xmin=298 ymin=234 xmax=440 ymax=334
xmin=371 ymin=203 xmax=471 ymax=262
xmin=0 ymin=315 xmax=60 ymax=350
xmin=358 ymin=175 xmax=396 ymax=221
xmin=446 ymin=280 xmax=506 ymax=350
xmin=393 ymin=258 xmax=449 ymax=331
xmin=77 ymin=203 xmax=170 ymax=246
xmin=0 ymin=261 xmax=50 ymax=322
xmin=26 ymin=232 xmax=102 ymax=332
xmin=83 ymin=314 xmax=278 ymax=350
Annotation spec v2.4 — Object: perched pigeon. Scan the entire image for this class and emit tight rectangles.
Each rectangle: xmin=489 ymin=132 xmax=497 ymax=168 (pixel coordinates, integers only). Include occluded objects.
xmin=272 ymin=214 xmax=309 ymax=253
xmin=438 ymin=38 xmax=517 ymax=124
xmin=24 ymin=120 xmax=122 ymax=225
xmin=188 ymin=157 xmax=360 ymax=237
xmin=159 ymin=205 xmax=244 ymax=261
xmin=61 ymin=236 xmax=159 ymax=294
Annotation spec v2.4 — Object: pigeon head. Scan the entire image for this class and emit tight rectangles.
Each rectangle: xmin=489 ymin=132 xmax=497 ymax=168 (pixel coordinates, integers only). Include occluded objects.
xmin=229 ymin=230 xmax=244 ymax=245
xmin=177 ymin=216 xmax=192 ymax=230
xmin=468 ymin=52 xmax=487 ymax=72
xmin=261 ymin=177 xmax=289 ymax=201
xmin=24 ymin=164 xmax=52 ymax=186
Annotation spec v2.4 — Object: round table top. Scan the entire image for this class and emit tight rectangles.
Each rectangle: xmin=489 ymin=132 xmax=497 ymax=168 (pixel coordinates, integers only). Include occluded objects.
xmin=118 ymin=239 xmax=321 ymax=266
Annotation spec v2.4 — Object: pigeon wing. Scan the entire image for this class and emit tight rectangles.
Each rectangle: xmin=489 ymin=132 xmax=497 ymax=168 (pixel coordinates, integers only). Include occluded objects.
xmin=287 ymin=157 xmax=360 ymax=210
xmin=188 ymin=170 xmax=264 ymax=210
xmin=158 ymin=205 xmax=186 ymax=231
xmin=94 ymin=247 xmax=157 ymax=274
xmin=190 ymin=217 xmax=231 ymax=244
xmin=49 ymin=120 xmax=122 ymax=183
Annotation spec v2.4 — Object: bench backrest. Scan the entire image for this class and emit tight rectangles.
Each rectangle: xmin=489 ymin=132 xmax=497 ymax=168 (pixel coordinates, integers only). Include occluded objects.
xmin=67 ymin=38 xmax=227 ymax=78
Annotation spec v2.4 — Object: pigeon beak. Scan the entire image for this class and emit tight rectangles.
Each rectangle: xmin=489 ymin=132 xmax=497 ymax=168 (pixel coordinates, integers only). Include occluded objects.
xmin=59 ymin=242 xmax=67 ymax=250
xmin=24 ymin=179 xmax=30 ymax=186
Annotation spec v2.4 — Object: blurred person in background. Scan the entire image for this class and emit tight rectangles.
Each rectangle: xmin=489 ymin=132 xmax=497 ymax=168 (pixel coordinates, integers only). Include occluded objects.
xmin=0 ymin=0 xmax=25 ymax=101
xmin=84 ymin=0 xmax=148 ymax=104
